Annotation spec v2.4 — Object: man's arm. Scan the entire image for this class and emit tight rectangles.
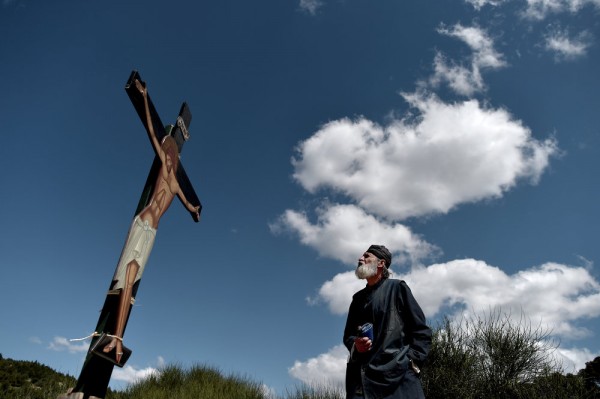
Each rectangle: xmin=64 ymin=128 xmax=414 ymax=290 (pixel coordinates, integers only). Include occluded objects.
xmin=343 ymin=299 xmax=360 ymax=352
xmin=343 ymin=294 xmax=373 ymax=354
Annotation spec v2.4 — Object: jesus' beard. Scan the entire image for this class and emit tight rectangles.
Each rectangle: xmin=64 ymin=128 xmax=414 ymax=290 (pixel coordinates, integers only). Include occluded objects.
xmin=355 ymin=262 xmax=378 ymax=279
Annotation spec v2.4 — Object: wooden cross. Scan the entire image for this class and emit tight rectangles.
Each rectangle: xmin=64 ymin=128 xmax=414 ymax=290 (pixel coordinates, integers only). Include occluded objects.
xmin=60 ymin=71 xmax=202 ymax=399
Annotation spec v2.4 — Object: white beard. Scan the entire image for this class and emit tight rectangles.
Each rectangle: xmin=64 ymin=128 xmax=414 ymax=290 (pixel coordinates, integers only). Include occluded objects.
xmin=356 ymin=262 xmax=378 ymax=279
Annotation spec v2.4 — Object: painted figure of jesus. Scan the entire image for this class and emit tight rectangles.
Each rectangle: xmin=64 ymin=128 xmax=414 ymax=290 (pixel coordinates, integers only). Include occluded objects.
xmin=101 ymin=79 xmax=200 ymax=364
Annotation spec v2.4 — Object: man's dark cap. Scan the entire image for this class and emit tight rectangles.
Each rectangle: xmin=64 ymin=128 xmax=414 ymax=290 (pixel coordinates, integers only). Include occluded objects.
xmin=367 ymin=245 xmax=392 ymax=268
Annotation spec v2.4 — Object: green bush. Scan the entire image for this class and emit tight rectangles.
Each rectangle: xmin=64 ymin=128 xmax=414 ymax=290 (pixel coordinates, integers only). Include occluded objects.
xmin=421 ymin=310 xmax=599 ymax=398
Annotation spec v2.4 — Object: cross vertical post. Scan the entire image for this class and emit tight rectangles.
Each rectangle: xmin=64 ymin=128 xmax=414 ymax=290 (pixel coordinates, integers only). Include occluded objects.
xmin=59 ymin=71 xmax=202 ymax=399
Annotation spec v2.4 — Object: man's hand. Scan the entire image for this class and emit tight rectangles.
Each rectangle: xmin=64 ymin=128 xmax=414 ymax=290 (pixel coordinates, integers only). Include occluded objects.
xmin=354 ymin=336 xmax=372 ymax=353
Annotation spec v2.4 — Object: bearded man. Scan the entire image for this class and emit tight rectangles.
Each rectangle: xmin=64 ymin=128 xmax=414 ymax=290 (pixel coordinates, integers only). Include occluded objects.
xmin=343 ymin=245 xmax=432 ymax=399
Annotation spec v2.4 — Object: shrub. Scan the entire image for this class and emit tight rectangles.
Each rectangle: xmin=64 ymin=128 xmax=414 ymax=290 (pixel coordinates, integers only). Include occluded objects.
xmin=421 ymin=310 xmax=585 ymax=398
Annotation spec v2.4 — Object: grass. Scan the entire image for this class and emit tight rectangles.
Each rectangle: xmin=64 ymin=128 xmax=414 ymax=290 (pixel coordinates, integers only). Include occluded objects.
xmin=283 ymin=384 xmax=344 ymax=399
xmin=105 ymin=364 xmax=343 ymax=399
xmin=110 ymin=364 xmax=266 ymax=399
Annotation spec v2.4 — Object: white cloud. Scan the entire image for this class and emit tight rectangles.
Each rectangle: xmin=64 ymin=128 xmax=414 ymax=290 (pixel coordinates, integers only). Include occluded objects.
xmin=270 ymin=204 xmax=437 ymax=266
xmin=468 ymin=0 xmax=600 ymax=18
xmin=112 ymin=364 xmax=160 ymax=384
xmin=290 ymin=93 xmax=557 ymax=221
xmin=48 ymin=336 xmax=89 ymax=353
xmin=430 ymin=53 xmax=484 ymax=96
xmin=261 ymin=384 xmax=278 ymax=399
xmin=544 ymin=27 xmax=592 ymax=61
xmin=466 ymin=0 xmax=509 ymax=9
xmin=438 ymin=24 xmax=506 ymax=70
xmin=309 ymin=270 xmax=365 ymax=314
xmin=111 ymin=356 xmax=163 ymax=384
xmin=556 ymin=346 xmax=600 ymax=373
xmin=288 ymin=344 xmax=347 ymax=388
xmin=299 ymin=0 xmax=323 ymax=15
xmin=523 ymin=0 xmax=600 ymax=19
xmin=428 ymin=24 xmax=506 ymax=96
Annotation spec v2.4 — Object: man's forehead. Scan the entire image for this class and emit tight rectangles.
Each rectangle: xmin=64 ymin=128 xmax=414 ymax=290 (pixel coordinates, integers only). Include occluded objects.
xmin=364 ymin=251 xmax=377 ymax=258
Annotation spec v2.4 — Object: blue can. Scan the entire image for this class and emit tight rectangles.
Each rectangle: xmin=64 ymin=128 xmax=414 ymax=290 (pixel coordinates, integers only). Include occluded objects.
xmin=358 ymin=323 xmax=374 ymax=341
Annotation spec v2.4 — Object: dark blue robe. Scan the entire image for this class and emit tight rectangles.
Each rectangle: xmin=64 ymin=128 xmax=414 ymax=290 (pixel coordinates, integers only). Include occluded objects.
xmin=344 ymin=278 xmax=432 ymax=399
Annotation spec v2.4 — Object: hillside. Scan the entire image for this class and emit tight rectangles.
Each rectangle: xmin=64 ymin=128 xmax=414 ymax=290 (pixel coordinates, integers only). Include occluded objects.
xmin=0 ymin=354 xmax=342 ymax=399
xmin=0 ymin=354 xmax=80 ymax=398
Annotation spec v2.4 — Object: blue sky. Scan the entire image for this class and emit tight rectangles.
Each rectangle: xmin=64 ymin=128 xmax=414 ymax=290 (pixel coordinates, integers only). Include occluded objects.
xmin=1 ymin=0 xmax=599 ymax=396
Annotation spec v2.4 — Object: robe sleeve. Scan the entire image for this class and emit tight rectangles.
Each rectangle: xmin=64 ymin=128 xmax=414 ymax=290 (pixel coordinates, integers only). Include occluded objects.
xmin=400 ymin=281 xmax=432 ymax=366
xmin=343 ymin=296 xmax=360 ymax=353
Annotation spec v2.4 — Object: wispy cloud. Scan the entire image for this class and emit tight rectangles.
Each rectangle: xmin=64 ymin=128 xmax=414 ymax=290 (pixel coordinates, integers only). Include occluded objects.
xmin=2 ymin=0 xmax=25 ymax=7
xmin=428 ymin=24 xmax=507 ymax=96
xmin=467 ymin=0 xmax=600 ymax=18
xmin=261 ymin=384 xmax=278 ymax=399
xmin=299 ymin=0 xmax=323 ymax=15
xmin=465 ymin=1 xmax=597 ymax=61
xmin=112 ymin=364 xmax=160 ymax=384
xmin=438 ymin=24 xmax=507 ymax=70
xmin=112 ymin=356 xmax=164 ymax=384
xmin=556 ymin=347 xmax=600 ymax=373
xmin=523 ymin=0 xmax=600 ymax=19
xmin=544 ymin=26 xmax=592 ymax=61
xmin=48 ymin=336 xmax=89 ymax=353
xmin=465 ymin=0 xmax=509 ymax=9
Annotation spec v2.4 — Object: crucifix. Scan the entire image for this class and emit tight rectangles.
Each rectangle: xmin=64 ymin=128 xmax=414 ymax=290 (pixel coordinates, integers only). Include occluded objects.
xmin=59 ymin=71 xmax=202 ymax=399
